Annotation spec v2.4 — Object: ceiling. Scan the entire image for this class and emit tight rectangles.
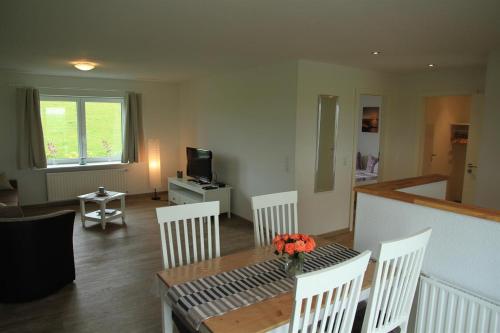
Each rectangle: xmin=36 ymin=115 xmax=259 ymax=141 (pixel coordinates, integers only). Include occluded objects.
xmin=1 ymin=0 xmax=499 ymax=82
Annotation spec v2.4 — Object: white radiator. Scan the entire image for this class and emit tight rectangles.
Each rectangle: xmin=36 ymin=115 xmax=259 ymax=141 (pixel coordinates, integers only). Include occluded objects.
xmin=416 ymin=275 xmax=500 ymax=333
xmin=46 ymin=169 xmax=127 ymax=202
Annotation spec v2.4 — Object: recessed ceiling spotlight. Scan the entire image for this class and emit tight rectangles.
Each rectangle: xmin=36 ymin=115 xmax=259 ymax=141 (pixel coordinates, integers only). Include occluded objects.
xmin=73 ymin=62 xmax=96 ymax=71
xmin=372 ymin=51 xmax=381 ymax=55
xmin=428 ymin=63 xmax=435 ymax=68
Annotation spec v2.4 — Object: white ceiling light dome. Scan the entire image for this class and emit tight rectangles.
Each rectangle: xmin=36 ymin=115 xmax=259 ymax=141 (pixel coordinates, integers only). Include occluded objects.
xmin=73 ymin=62 xmax=96 ymax=71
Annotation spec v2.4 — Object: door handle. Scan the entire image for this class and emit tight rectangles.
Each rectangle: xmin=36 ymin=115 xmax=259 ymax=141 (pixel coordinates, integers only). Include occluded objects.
xmin=467 ymin=163 xmax=477 ymax=174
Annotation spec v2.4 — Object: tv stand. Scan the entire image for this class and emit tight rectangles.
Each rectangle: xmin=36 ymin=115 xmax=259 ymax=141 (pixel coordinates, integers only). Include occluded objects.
xmin=168 ymin=178 xmax=232 ymax=218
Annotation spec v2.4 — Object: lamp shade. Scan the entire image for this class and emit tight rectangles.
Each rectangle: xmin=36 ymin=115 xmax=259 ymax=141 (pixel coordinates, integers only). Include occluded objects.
xmin=148 ymin=139 xmax=162 ymax=188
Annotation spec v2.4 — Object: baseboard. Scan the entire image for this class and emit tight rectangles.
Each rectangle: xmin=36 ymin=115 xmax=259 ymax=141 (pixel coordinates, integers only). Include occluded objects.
xmin=316 ymin=227 xmax=351 ymax=238
xmin=223 ymin=212 xmax=252 ymax=224
xmin=22 ymin=199 xmax=79 ymax=209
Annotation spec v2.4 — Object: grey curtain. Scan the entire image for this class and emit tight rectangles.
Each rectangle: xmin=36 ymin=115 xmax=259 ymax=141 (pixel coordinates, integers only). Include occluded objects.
xmin=122 ymin=92 xmax=144 ymax=163
xmin=17 ymin=88 xmax=47 ymax=169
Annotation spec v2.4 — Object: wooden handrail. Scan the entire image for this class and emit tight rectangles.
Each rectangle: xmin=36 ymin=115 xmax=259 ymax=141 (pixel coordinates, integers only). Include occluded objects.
xmin=354 ymin=174 xmax=500 ymax=223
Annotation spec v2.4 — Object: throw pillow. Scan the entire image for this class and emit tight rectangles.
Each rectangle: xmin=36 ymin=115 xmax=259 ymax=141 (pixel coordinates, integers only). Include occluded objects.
xmin=356 ymin=152 xmax=362 ymax=170
xmin=365 ymin=155 xmax=379 ymax=173
xmin=0 ymin=173 xmax=13 ymax=190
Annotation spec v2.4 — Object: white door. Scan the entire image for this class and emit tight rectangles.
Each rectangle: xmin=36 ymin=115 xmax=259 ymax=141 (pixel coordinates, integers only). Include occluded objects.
xmin=462 ymin=94 xmax=484 ymax=205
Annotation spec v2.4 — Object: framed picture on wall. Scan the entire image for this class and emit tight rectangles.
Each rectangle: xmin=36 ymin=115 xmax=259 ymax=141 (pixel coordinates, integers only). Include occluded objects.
xmin=362 ymin=107 xmax=379 ymax=133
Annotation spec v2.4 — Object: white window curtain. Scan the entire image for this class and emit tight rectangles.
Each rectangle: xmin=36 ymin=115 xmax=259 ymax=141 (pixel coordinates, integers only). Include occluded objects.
xmin=121 ymin=92 xmax=144 ymax=163
xmin=16 ymin=87 xmax=47 ymax=169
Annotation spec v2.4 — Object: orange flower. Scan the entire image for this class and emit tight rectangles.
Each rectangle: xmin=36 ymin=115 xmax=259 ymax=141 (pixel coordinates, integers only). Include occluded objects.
xmin=304 ymin=240 xmax=315 ymax=252
xmin=282 ymin=233 xmax=290 ymax=241
xmin=285 ymin=243 xmax=295 ymax=256
xmin=290 ymin=233 xmax=301 ymax=241
xmin=294 ymin=240 xmax=306 ymax=252
xmin=275 ymin=240 xmax=285 ymax=253
xmin=309 ymin=237 xmax=316 ymax=248
xmin=272 ymin=234 xmax=282 ymax=244
xmin=301 ymin=234 xmax=310 ymax=242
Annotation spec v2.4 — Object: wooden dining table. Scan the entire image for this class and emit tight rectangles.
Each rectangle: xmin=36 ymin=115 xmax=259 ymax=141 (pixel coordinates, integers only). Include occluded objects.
xmin=157 ymin=237 xmax=375 ymax=333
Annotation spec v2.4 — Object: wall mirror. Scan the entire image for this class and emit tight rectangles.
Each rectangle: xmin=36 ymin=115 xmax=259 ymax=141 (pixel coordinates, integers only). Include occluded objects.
xmin=314 ymin=95 xmax=339 ymax=193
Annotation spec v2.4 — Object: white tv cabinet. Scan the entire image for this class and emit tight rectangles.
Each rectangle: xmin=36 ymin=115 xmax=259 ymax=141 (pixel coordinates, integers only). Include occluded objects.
xmin=167 ymin=177 xmax=232 ymax=218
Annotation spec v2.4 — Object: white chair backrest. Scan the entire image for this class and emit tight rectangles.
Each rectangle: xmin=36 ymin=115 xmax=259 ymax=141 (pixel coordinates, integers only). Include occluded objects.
xmin=156 ymin=201 xmax=220 ymax=269
xmin=361 ymin=228 xmax=432 ymax=333
xmin=251 ymin=190 xmax=298 ymax=247
xmin=289 ymin=251 xmax=372 ymax=333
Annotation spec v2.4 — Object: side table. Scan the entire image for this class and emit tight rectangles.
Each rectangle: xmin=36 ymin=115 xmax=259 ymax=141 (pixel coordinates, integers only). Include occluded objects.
xmin=77 ymin=191 xmax=126 ymax=230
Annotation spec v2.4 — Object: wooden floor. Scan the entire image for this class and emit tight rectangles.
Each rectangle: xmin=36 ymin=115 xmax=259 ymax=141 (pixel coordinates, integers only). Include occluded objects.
xmin=0 ymin=195 xmax=353 ymax=333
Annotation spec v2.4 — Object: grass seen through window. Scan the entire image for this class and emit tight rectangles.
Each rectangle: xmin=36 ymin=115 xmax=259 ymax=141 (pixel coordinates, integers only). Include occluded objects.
xmin=40 ymin=98 xmax=123 ymax=163
xmin=41 ymin=101 xmax=79 ymax=159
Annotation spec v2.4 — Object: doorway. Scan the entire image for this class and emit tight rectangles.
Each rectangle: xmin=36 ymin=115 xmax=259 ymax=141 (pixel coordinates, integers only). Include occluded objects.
xmin=355 ymin=95 xmax=382 ymax=185
xmin=421 ymin=95 xmax=473 ymax=203
xmin=349 ymin=94 xmax=383 ymax=232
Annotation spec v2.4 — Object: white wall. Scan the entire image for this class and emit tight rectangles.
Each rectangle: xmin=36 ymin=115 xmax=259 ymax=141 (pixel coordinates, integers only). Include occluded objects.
xmin=354 ymin=192 xmax=500 ymax=301
xmin=384 ymin=68 xmax=485 ymax=181
xmin=397 ymin=181 xmax=447 ymax=199
xmin=357 ymin=95 xmax=382 ymax=159
xmin=177 ymin=62 xmax=298 ymax=220
xmin=476 ymin=49 xmax=500 ymax=210
xmin=175 ymin=62 xmax=487 ymax=234
xmin=0 ymin=71 xmax=179 ymax=205
xmin=295 ymin=60 xmax=396 ymax=235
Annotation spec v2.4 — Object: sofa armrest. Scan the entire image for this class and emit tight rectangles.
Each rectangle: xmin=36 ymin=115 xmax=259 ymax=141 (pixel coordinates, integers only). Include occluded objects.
xmin=0 ymin=209 xmax=76 ymax=302
xmin=0 ymin=206 xmax=24 ymax=218
xmin=0 ymin=210 xmax=74 ymax=223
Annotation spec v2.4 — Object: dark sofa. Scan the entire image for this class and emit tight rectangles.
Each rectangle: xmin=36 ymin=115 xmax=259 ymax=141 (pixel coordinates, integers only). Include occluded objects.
xmin=0 ymin=210 xmax=76 ymax=303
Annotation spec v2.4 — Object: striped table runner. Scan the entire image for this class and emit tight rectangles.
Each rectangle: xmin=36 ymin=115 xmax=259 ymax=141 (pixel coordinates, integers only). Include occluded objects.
xmin=167 ymin=243 xmax=359 ymax=331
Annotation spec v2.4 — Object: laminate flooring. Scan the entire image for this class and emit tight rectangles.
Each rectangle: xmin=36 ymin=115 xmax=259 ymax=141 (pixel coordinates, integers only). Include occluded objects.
xmin=0 ymin=195 xmax=353 ymax=333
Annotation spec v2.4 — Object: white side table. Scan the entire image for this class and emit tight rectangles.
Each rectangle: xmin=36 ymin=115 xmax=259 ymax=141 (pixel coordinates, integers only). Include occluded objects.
xmin=78 ymin=191 xmax=126 ymax=230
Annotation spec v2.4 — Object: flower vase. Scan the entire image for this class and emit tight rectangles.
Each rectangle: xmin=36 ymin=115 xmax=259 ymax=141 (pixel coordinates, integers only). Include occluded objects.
xmin=284 ymin=253 xmax=305 ymax=277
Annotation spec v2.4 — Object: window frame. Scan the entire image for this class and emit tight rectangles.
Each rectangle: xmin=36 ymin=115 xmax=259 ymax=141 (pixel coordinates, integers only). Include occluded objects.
xmin=40 ymin=95 xmax=125 ymax=165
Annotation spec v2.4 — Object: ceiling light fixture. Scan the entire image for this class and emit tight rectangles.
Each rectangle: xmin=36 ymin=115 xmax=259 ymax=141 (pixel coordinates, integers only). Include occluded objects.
xmin=428 ymin=63 xmax=435 ymax=68
xmin=73 ymin=62 xmax=96 ymax=71
xmin=371 ymin=51 xmax=381 ymax=55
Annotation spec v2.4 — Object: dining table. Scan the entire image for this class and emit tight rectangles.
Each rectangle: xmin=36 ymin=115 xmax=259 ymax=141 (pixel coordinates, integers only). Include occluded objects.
xmin=156 ymin=237 xmax=375 ymax=333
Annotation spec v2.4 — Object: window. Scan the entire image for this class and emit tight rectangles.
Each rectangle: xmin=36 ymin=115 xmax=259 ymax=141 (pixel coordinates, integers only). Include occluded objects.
xmin=40 ymin=96 xmax=124 ymax=165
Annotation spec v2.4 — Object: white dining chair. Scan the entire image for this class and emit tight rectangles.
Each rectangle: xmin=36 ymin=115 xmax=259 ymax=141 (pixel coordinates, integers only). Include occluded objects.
xmin=251 ymin=190 xmax=298 ymax=247
xmin=156 ymin=201 xmax=220 ymax=269
xmin=361 ymin=228 xmax=432 ymax=333
xmin=287 ymin=251 xmax=372 ymax=333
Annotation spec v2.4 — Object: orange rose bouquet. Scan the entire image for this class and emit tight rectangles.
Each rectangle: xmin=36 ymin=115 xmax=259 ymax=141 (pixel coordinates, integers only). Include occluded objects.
xmin=273 ymin=233 xmax=316 ymax=256
xmin=273 ymin=233 xmax=316 ymax=276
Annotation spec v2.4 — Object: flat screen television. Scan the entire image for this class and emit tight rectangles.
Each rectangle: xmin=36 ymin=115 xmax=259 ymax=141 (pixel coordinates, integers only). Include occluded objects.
xmin=186 ymin=147 xmax=212 ymax=183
